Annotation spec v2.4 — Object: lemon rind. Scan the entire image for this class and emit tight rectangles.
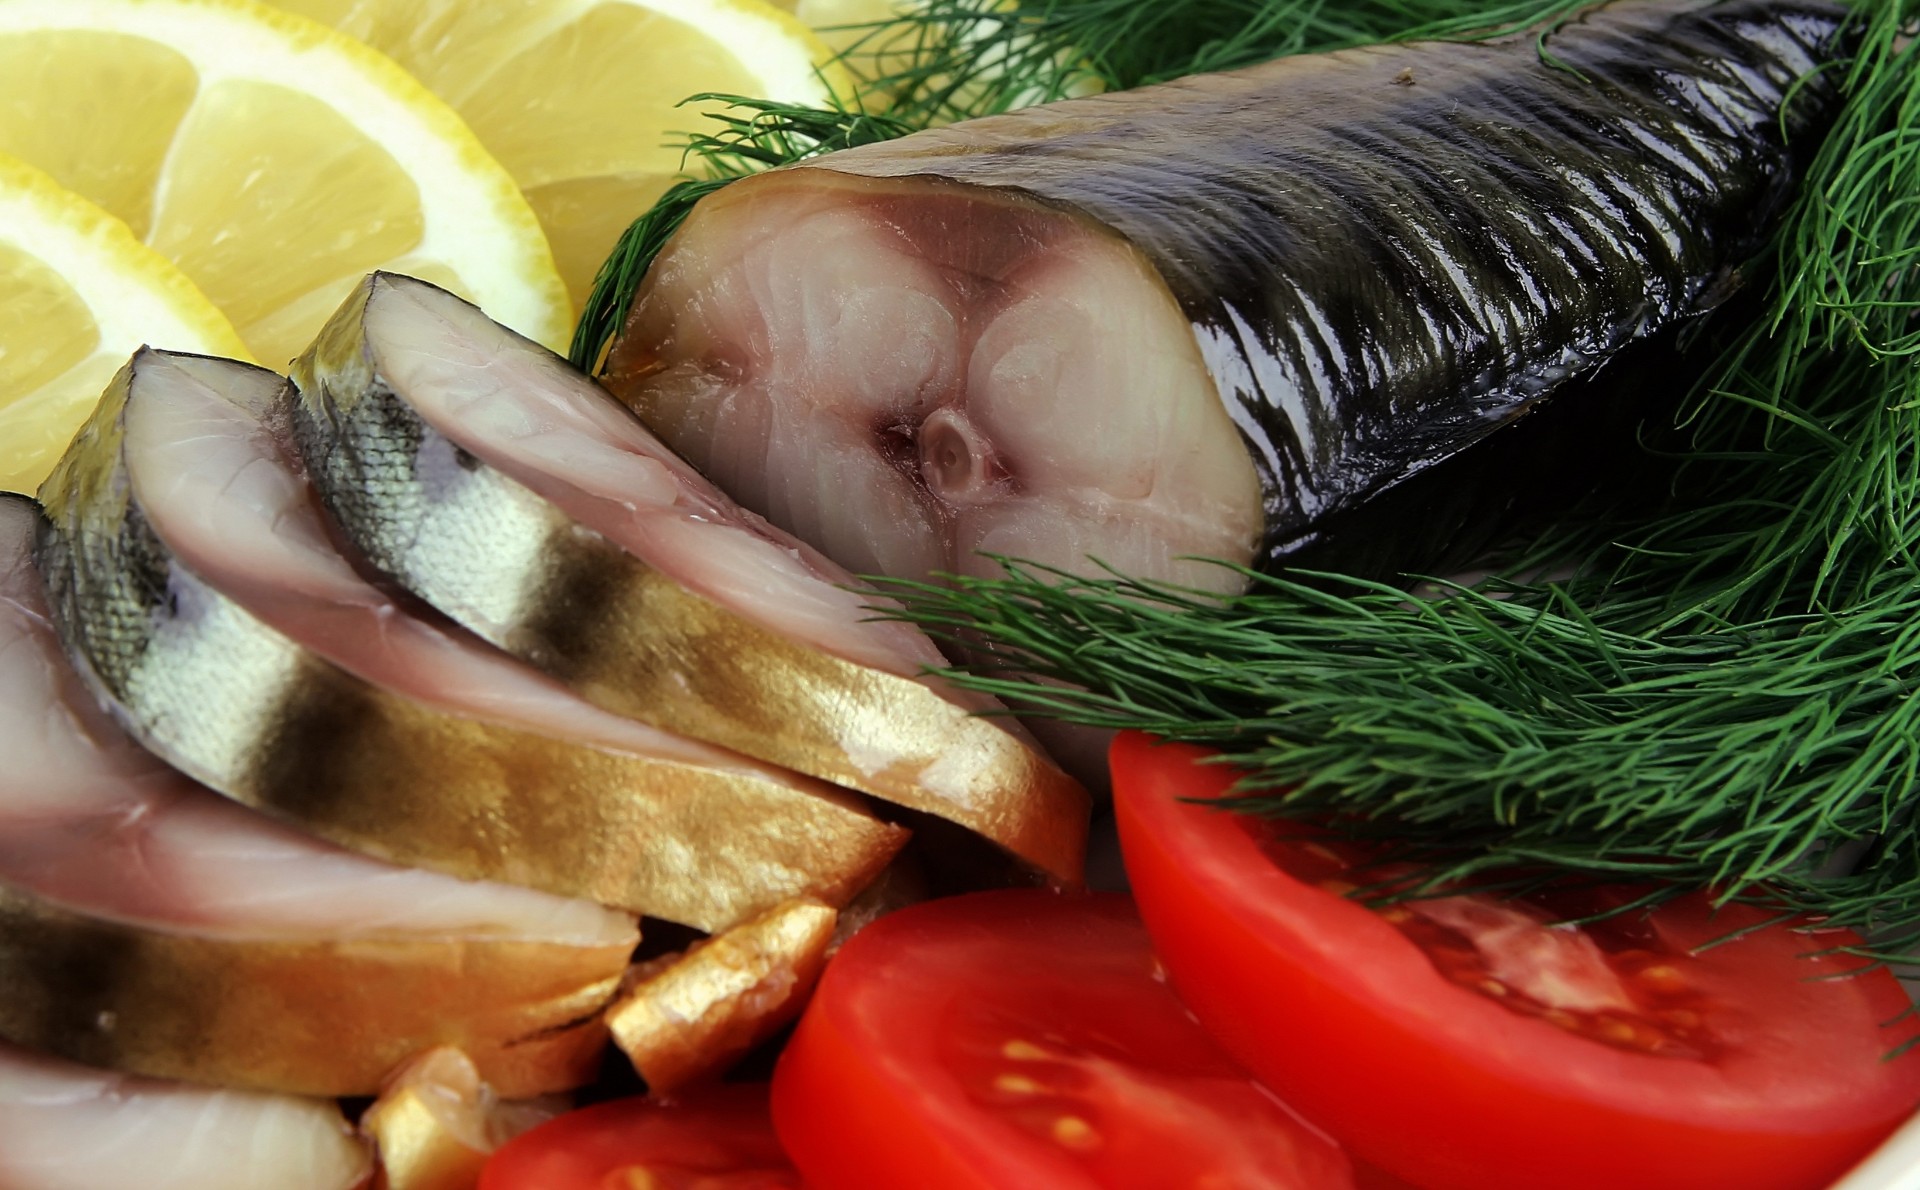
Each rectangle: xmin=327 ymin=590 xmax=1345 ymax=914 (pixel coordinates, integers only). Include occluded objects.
xmin=0 ymin=151 xmax=249 ymax=363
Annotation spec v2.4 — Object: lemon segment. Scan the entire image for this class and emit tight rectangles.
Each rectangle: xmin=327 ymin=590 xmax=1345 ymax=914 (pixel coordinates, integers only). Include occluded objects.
xmin=0 ymin=0 xmax=568 ymax=365
xmin=273 ymin=0 xmax=850 ymax=312
xmin=0 ymin=153 xmax=247 ymax=495
xmin=0 ymin=31 xmax=198 ymax=239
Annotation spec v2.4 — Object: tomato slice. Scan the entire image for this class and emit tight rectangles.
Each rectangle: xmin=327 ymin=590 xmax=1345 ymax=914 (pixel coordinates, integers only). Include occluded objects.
xmin=771 ymin=889 xmax=1355 ymax=1189
xmin=477 ymin=1084 xmax=800 ymax=1190
xmin=1111 ymin=731 xmax=1920 ymax=1190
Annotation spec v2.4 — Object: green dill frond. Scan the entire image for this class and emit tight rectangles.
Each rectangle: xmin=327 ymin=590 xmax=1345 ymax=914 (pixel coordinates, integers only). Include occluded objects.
xmin=867 ymin=1 xmax=1920 ymax=938
xmin=857 ymin=0 xmax=1598 ymax=126
xmin=869 ymin=554 xmax=1920 ymax=944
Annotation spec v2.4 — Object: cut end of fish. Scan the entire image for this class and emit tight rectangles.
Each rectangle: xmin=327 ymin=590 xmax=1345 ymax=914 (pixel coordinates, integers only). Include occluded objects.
xmin=607 ymin=898 xmax=837 ymax=1094
xmin=363 ymin=1047 xmax=563 ymax=1190
xmin=603 ymin=0 xmax=1849 ymax=589
xmin=605 ymin=169 xmax=1264 ymax=596
xmin=291 ymin=272 xmax=1091 ymax=886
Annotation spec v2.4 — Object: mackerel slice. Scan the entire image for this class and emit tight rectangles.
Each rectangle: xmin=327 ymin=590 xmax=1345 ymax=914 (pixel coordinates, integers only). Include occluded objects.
xmin=33 ymin=351 xmax=905 ymax=930
xmin=0 ymin=1040 xmax=369 ymax=1190
xmin=290 ymin=273 xmax=1089 ymax=885
xmin=0 ymin=494 xmax=635 ymax=1096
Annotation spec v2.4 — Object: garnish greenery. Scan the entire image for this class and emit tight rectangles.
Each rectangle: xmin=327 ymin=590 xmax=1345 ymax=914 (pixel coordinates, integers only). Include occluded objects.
xmin=874 ymin=0 xmax=1920 ymax=946
xmin=574 ymin=0 xmax=1920 ymax=943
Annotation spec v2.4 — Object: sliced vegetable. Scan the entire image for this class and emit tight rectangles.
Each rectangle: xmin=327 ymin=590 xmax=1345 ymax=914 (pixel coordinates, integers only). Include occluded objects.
xmin=771 ymin=888 xmax=1354 ymax=1189
xmin=1111 ymin=731 xmax=1920 ymax=1190
xmin=477 ymin=1085 xmax=799 ymax=1190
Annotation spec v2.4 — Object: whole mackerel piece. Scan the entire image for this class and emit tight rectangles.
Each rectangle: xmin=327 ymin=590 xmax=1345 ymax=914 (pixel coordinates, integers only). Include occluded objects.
xmin=605 ymin=0 xmax=1851 ymax=588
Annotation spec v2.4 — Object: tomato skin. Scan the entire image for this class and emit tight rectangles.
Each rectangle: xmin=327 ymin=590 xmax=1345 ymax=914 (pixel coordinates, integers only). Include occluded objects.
xmin=772 ymin=889 xmax=1355 ymax=1190
xmin=477 ymin=1084 xmax=800 ymax=1190
xmin=1111 ymin=731 xmax=1920 ymax=1190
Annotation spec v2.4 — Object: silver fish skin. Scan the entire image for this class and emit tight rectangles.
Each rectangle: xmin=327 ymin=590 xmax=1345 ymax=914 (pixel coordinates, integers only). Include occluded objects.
xmin=0 ymin=1040 xmax=369 ymax=1190
xmin=31 ymin=351 xmax=904 ymax=929
xmin=0 ymin=492 xmax=635 ymax=1097
xmin=606 ymin=0 xmax=1848 ymax=590
xmin=290 ymin=274 xmax=1090 ymax=886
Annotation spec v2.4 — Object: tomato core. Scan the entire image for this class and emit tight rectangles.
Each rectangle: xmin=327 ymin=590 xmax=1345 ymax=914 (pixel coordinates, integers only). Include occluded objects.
xmin=1260 ymin=829 xmax=1721 ymax=1060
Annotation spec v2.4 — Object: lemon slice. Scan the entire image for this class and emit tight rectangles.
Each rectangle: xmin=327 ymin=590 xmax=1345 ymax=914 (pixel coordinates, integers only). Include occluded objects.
xmin=0 ymin=153 xmax=248 ymax=494
xmin=0 ymin=0 xmax=567 ymax=366
xmin=274 ymin=0 xmax=850 ymax=312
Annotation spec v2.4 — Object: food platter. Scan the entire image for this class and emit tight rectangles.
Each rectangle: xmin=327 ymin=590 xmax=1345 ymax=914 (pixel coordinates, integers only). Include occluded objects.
xmin=0 ymin=0 xmax=1917 ymax=1186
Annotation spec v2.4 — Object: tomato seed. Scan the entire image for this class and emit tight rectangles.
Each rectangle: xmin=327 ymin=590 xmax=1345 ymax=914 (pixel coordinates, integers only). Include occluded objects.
xmin=1051 ymin=1116 xmax=1100 ymax=1151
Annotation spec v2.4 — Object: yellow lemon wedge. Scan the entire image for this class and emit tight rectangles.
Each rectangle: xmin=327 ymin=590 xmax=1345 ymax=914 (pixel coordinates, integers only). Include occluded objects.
xmin=274 ymin=0 xmax=851 ymax=312
xmin=0 ymin=153 xmax=249 ymax=494
xmin=0 ymin=0 xmax=568 ymax=366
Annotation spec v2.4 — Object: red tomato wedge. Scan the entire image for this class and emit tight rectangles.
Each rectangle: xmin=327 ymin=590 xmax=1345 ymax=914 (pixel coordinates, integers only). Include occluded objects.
xmin=1111 ymin=731 xmax=1920 ymax=1190
xmin=771 ymin=889 xmax=1354 ymax=1190
xmin=478 ymin=1084 xmax=800 ymax=1190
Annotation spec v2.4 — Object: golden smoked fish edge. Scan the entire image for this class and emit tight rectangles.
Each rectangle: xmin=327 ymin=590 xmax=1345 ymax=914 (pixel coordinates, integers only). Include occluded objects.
xmin=0 ymin=880 xmax=632 ymax=1099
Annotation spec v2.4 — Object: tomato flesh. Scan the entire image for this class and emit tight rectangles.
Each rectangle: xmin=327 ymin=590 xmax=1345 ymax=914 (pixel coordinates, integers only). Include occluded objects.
xmin=1111 ymin=731 xmax=1920 ymax=1190
xmin=477 ymin=1084 xmax=800 ymax=1190
xmin=1272 ymin=832 xmax=1723 ymax=1061
xmin=771 ymin=889 xmax=1354 ymax=1190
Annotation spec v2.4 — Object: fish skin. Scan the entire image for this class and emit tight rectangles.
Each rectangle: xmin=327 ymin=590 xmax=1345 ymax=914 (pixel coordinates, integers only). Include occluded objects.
xmin=609 ymin=0 xmax=1849 ymax=579
xmin=0 ymin=1040 xmax=370 ymax=1190
xmin=0 ymin=492 xmax=635 ymax=1098
xmin=290 ymin=274 xmax=1089 ymax=886
xmin=799 ymin=0 xmax=1849 ymax=564
xmin=31 ymin=352 xmax=905 ymax=931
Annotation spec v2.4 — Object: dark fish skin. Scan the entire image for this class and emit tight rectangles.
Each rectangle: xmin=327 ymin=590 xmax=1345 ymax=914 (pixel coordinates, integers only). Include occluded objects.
xmin=720 ymin=0 xmax=1850 ymax=570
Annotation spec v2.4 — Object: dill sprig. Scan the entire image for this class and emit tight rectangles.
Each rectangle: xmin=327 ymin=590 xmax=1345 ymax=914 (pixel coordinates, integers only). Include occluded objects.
xmin=869 ymin=1 xmax=1920 ymax=938
xmin=872 ymin=558 xmax=1920 ymax=946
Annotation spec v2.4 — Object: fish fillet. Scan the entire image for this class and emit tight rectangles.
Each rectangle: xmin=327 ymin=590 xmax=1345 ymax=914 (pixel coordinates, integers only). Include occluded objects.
xmin=32 ymin=351 xmax=906 ymax=929
xmin=291 ymin=274 xmax=1089 ymax=884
